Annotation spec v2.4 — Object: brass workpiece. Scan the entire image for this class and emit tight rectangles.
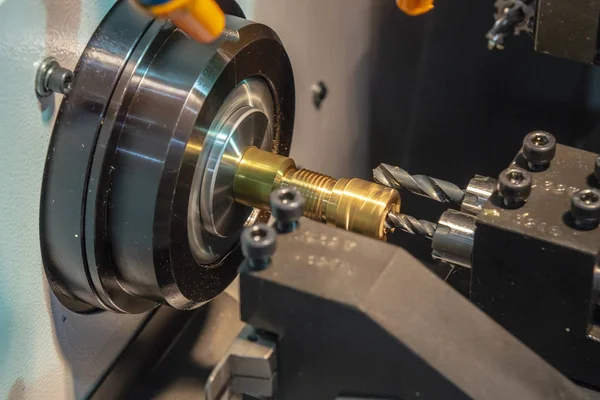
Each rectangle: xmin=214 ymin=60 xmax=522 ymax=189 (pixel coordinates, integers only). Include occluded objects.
xmin=233 ymin=147 xmax=401 ymax=240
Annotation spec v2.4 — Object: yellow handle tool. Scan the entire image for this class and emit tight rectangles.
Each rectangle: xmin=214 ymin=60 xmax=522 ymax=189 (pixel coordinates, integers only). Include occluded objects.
xmin=397 ymin=0 xmax=434 ymax=16
xmin=139 ymin=0 xmax=431 ymax=45
xmin=137 ymin=0 xmax=226 ymax=43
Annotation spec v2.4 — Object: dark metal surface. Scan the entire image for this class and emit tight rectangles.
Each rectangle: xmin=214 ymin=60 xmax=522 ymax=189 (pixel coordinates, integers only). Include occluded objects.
xmin=367 ymin=0 xmax=600 ymax=272
xmin=270 ymin=187 xmax=304 ymax=234
xmin=497 ymin=167 xmax=532 ymax=208
xmin=240 ymin=224 xmax=277 ymax=271
xmin=472 ymin=144 xmax=600 ymax=387
xmin=240 ymin=218 xmax=587 ymax=399
xmin=571 ymin=188 xmax=600 ymax=229
xmin=486 ymin=0 xmax=534 ymax=51
xmin=40 ymin=1 xmax=153 ymax=312
xmin=92 ymin=293 xmax=245 ymax=400
xmin=374 ymin=163 xmax=465 ymax=204
xmin=522 ymin=131 xmax=557 ymax=171
xmin=41 ymin=1 xmax=295 ymax=312
xmin=205 ymin=325 xmax=277 ymax=400
xmin=534 ymin=0 xmax=600 ymax=64
xmin=35 ymin=57 xmax=73 ymax=97
xmin=387 ymin=212 xmax=437 ymax=239
xmin=89 ymin=307 xmax=189 ymax=399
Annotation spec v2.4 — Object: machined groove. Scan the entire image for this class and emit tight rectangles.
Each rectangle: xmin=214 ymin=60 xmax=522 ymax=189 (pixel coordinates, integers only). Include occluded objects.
xmin=281 ymin=169 xmax=336 ymax=220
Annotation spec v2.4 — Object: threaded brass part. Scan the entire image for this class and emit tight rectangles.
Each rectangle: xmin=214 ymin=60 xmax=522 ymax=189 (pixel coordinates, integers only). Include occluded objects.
xmin=232 ymin=147 xmax=401 ymax=239
xmin=280 ymin=169 xmax=336 ymax=220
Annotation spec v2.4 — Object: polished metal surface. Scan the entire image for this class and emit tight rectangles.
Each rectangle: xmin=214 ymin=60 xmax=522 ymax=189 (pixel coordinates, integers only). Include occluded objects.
xmin=460 ymin=175 xmax=497 ymax=215
xmin=41 ymin=1 xmax=295 ymax=312
xmin=205 ymin=325 xmax=277 ymax=400
xmin=190 ymin=78 xmax=273 ymax=263
xmin=202 ymin=105 xmax=269 ymax=238
xmin=432 ymin=210 xmax=476 ymax=268
xmin=374 ymin=163 xmax=465 ymax=205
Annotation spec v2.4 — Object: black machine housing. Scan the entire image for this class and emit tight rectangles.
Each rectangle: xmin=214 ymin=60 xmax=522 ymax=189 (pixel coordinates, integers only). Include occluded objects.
xmin=472 ymin=143 xmax=600 ymax=387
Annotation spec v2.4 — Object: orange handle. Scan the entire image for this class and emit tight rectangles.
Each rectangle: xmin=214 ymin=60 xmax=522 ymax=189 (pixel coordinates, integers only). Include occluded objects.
xmin=149 ymin=0 xmax=226 ymax=43
xmin=396 ymin=0 xmax=434 ymax=16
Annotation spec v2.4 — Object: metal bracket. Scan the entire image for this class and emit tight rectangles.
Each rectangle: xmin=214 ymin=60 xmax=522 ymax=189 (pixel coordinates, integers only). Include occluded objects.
xmin=205 ymin=325 xmax=277 ymax=400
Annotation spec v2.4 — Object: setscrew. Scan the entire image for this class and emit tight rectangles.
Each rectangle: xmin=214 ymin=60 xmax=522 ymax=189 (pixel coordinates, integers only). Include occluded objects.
xmin=522 ymin=131 xmax=556 ymax=171
xmin=35 ymin=57 xmax=73 ymax=97
xmin=240 ymin=223 xmax=277 ymax=271
xmin=270 ymin=188 xmax=305 ymax=233
xmin=311 ymin=81 xmax=328 ymax=109
xmin=570 ymin=189 xmax=600 ymax=230
xmin=497 ymin=167 xmax=532 ymax=208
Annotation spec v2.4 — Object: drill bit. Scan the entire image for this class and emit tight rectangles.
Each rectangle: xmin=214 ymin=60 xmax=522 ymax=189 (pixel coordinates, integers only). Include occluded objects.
xmin=374 ymin=164 xmax=466 ymax=205
xmin=486 ymin=0 xmax=534 ymax=50
xmin=386 ymin=212 xmax=437 ymax=239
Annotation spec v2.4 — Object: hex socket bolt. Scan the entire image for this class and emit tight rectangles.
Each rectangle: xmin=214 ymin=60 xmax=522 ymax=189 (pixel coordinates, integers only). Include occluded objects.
xmin=497 ymin=167 xmax=532 ymax=208
xmin=240 ymin=223 xmax=277 ymax=270
xmin=571 ymin=189 xmax=600 ymax=230
xmin=522 ymin=131 xmax=556 ymax=171
xmin=36 ymin=57 xmax=74 ymax=97
xmin=270 ymin=187 xmax=305 ymax=233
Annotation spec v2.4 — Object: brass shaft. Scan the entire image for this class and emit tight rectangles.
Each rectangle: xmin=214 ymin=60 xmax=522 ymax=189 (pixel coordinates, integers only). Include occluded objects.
xmin=233 ymin=147 xmax=401 ymax=240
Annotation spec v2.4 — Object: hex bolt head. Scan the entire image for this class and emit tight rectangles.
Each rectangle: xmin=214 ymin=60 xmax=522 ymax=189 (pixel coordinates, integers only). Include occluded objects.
xmin=571 ymin=188 xmax=600 ymax=230
xmin=522 ymin=131 xmax=556 ymax=171
xmin=240 ymin=223 xmax=277 ymax=270
xmin=497 ymin=167 xmax=532 ymax=208
xmin=594 ymin=156 xmax=600 ymax=183
xmin=311 ymin=81 xmax=328 ymax=110
xmin=35 ymin=57 xmax=73 ymax=97
xmin=270 ymin=187 xmax=305 ymax=233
